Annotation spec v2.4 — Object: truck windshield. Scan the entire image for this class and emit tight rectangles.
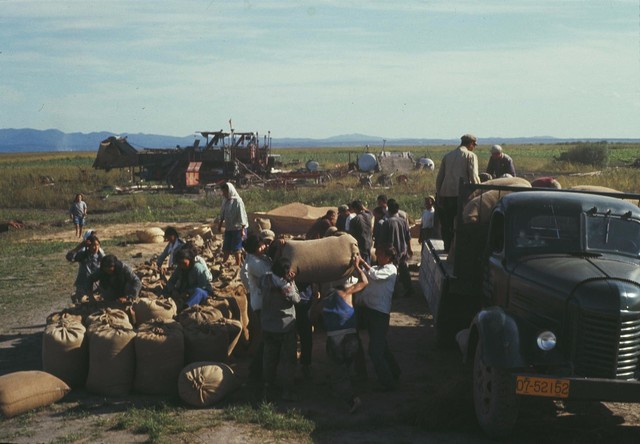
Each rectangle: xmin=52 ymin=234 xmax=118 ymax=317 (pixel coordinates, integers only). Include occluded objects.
xmin=511 ymin=207 xmax=581 ymax=254
xmin=586 ymin=214 xmax=640 ymax=257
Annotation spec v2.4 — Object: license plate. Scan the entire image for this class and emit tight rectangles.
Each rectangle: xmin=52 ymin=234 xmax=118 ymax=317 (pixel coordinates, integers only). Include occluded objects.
xmin=515 ymin=376 xmax=570 ymax=398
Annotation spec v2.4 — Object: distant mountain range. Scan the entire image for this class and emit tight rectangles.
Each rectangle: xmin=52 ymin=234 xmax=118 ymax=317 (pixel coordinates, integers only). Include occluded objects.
xmin=0 ymin=128 xmax=638 ymax=153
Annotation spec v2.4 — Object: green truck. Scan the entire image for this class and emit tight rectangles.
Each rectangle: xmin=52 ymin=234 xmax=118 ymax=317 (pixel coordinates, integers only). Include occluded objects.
xmin=420 ymin=184 xmax=640 ymax=436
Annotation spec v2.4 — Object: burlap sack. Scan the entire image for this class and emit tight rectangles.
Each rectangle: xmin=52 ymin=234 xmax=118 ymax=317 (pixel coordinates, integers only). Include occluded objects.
xmin=134 ymin=320 xmax=184 ymax=395
xmin=221 ymin=285 xmax=250 ymax=344
xmin=48 ymin=302 xmax=106 ymax=326
xmin=85 ymin=324 xmax=136 ymax=396
xmin=183 ymin=323 xmax=229 ymax=364
xmin=251 ymin=217 xmax=271 ymax=233
xmin=86 ymin=308 xmax=133 ymax=333
xmin=281 ymin=234 xmax=359 ymax=283
xmin=189 ymin=225 xmax=213 ymax=239
xmin=178 ymin=305 xmax=224 ymax=330
xmin=46 ymin=311 xmax=84 ymax=326
xmin=178 ymin=362 xmax=240 ymax=407
xmin=463 ymin=188 xmax=523 ymax=224
xmin=132 ymin=296 xmax=177 ymax=326
xmin=531 ymin=177 xmax=562 ymax=189
xmin=42 ymin=317 xmax=88 ymax=388
xmin=221 ymin=318 xmax=243 ymax=357
xmin=467 ymin=177 xmax=531 ymax=201
xmin=569 ymin=185 xmax=638 ymax=205
xmin=204 ymin=296 xmax=233 ymax=319
xmin=570 ymin=185 xmax=621 ymax=193
xmin=136 ymin=227 xmax=165 ymax=243
xmin=0 ymin=371 xmax=70 ymax=418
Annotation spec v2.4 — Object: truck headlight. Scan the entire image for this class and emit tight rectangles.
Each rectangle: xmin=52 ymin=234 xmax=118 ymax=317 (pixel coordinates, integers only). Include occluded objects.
xmin=537 ymin=331 xmax=557 ymax=351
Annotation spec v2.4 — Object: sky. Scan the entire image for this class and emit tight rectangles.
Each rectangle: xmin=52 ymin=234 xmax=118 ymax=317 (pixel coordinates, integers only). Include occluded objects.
xmin=1 ymin=0 xmax=639 ymax=140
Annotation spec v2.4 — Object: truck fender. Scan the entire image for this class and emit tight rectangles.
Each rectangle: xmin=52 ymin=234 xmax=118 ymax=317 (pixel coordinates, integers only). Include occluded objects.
xmin=466 ymin=307 xmax=524 ymax=369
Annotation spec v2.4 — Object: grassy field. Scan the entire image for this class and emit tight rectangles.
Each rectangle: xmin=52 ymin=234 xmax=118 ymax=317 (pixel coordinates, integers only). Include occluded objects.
xmin=1 ymin=142 xmax=639 ymax=221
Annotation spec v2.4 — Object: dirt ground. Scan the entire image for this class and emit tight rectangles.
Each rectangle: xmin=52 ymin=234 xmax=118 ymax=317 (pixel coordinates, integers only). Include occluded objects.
xmin=1 ymin=224 xmax=640 ymax=443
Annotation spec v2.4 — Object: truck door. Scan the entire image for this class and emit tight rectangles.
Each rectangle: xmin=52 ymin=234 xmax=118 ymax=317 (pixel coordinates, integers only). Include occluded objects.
xmin=485 ymin=212 xmax=510 ymax=307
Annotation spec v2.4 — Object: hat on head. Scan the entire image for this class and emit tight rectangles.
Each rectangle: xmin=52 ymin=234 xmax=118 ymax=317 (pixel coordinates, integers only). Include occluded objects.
xmin=491 ymin=144 xmax=503 ymax=154
xmin=259 ymin=229 xmax=275 ymax=242
xmin=461 ymin=133 xmax=478 ymax=144
xmin=83 ymin=229 xmax=96 ymax=240
xmin=338 ymin=204 xmax=349 ymax=213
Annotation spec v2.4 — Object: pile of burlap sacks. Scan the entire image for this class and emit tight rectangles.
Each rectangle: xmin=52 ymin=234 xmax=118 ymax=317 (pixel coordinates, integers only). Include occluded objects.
xmin=442 ymin=176 xmax=632 ymax=265
xmin=1 ymin=226 xmax=246 ymax=418
xmin=1 ymin=224 xmax=361 ymax=418
xmin=461 ymin=176 xmax=632 ymax=225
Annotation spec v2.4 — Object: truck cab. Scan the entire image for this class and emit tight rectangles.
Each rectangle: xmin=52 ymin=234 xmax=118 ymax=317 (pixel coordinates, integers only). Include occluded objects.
xmin=420 ymin=187 xmax=640 ymax=437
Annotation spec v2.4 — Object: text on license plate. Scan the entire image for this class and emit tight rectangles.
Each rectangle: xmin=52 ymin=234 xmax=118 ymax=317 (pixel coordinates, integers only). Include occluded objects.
xmin=515 ymin=376 xmax=570 ymax=398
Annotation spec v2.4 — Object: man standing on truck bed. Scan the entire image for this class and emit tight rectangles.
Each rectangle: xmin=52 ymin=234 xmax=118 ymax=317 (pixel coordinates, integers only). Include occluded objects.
xmin=435 ymin=133 xmax=481 ymax=252
xmin=486 ymin=144 xmax=516 ymax=178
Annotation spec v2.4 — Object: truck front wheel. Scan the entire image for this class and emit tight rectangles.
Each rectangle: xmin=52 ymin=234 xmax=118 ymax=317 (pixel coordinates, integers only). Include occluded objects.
xmin=473 ymin=340 xmax=519 ymax=437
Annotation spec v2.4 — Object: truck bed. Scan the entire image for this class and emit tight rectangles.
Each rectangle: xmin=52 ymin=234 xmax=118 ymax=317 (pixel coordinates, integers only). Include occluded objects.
xmin=419 ymin=239 xmax=450 ymax=318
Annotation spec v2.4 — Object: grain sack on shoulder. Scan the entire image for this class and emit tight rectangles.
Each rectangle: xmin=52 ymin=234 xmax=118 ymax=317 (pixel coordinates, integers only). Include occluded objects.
xmin=0 ymin=371 xmax=70 ymax=418
xmin=86 ymin=324 xmax=136 ymax=396
xmin=178 ymin=362 xmax=240 ymax=407
xmin=281 ymin=234 xmax=359 ymax=283
xmin=134 ymin=320 xmax=184 ymax=396
xmin=132 ymin=296 xmax=177 ymax=326
xmin=42 ymin=317 xmax=88 ymax=389
xmin=467 ymin=176 xmax=531 ymax=201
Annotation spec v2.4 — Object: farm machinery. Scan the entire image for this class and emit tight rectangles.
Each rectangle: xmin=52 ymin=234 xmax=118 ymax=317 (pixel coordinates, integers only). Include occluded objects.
xmin=92 ymin=130 xmax=275 ymax=190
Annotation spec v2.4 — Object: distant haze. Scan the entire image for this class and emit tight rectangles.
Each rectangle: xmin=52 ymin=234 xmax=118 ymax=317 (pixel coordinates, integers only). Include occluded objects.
xmin=1 ymin=128 xmax=638 ymax=153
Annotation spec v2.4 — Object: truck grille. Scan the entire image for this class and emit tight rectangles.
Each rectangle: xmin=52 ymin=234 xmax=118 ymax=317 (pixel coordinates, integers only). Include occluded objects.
xmin=572 ymin=310 xmax=640 ymax=380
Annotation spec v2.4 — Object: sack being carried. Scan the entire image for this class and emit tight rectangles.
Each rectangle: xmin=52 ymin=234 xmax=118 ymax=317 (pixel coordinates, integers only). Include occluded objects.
xmin=281 ymin=234 xmax=359 ymax=283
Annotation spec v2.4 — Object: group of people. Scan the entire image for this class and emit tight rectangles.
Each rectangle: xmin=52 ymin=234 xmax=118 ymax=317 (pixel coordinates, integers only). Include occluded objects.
xmin=435 ymin=133 xmax=517 ymax=252
xmin=66 ymin=231 xmax=142 ymax=305
xmin=234 ymin=191 xmax=423 ymax=409
xmin=64 ymin=134 xmax=511 ymax=411
xmin=240 ymin=229 xmax=403 ymax=410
